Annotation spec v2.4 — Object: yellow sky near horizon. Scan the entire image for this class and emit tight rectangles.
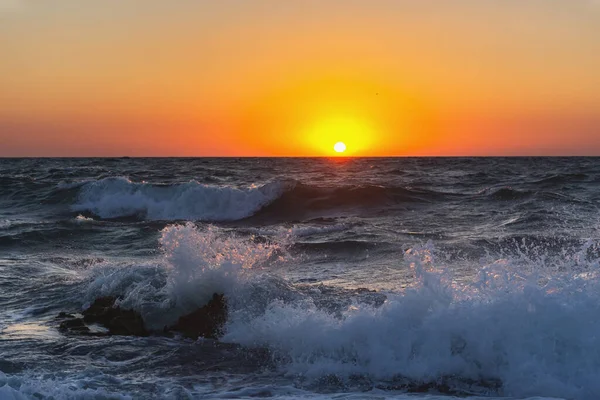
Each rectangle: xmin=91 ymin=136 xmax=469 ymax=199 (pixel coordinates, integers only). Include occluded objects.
xmin=1 ymin=1 xmax=600 ymax=156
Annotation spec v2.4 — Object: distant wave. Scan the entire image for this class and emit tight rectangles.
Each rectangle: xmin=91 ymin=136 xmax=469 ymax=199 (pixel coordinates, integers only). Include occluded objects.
xmin=248 ymin=183 xmax=446 ymax=222
xmin=477 ymin=185 xmax=588 ymax=204
xmin=72 ymin=177 xmax=288 ymax=221
xmin=70 ymin=177 xmax=448 ymax=222
xmin=478 ymin=187 xmax=534 ymax=201
xmin=531 ymin=172 xmax=589 ymax=186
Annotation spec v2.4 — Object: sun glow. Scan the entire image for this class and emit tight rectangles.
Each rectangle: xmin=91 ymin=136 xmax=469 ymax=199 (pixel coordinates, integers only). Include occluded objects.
xmin=304 ymin=115 xmax=375 ymax=156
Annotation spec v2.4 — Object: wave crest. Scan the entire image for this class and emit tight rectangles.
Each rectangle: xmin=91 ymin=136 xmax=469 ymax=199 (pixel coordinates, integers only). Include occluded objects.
xmin=83 ymin=222 xmax=285 ymax=328
xmin=70 ymin=177 xmax=447 ymax=222
xmin=73 ymin=177 xmax=287 ymax=221
xmin=224 ymin=241 xmax=600 ymax=399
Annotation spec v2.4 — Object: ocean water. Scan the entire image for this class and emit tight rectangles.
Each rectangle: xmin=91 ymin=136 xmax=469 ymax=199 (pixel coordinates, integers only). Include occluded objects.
xmin=0 ymin=157 xmax=599 ymax=400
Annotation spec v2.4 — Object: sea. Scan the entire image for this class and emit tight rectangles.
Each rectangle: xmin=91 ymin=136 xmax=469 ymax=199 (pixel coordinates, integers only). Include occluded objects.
xmin=0 ymin=157 xmax=599 ymax=400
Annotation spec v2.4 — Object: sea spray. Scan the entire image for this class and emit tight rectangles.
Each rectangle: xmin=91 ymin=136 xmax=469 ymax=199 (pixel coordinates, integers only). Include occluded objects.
xmin=224 ymin=240 xmax=600 ymax=399
xmin=4 ymin=158 xmax=600 ymax=399
xmin=83 ymin=222 xmax=285 ymax=329
xmin=159 ymin=223 xmax=284 ymax=312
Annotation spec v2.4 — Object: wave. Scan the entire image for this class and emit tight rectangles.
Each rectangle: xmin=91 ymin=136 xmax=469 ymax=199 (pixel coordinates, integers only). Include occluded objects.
xmin=245 ymin=224 xmax=350 ymax=238
xmin=72 ymin=177 xmax=288 ymax=221
xmin=0 ymin=175 xmax=35 ymax=187
xmin=5 ymin=172 xmax=595 ymax=225
xmin=531 ymin=172 xmax=589 ymax=186
xmin=82 ymin=223 xmax=287 ymax=329
xmin=224 ymin=240 xmax=600 ymax=399
xmin=0 ymin=371 xmax=133 ymax=400
xmin=247 ymin=183 xmax=445 ymax=222
xmin=476 ymin=186 xmax=590 ymax=207
xmin=291 ymin=240 xmax=383 ymax=254
xmin=69 ymin=177 xmax=446 ymax=222
xmin=478 ymin=186 xmax=534 ymax=201
xmin=79 ymin=223 xmax=600 ymax=398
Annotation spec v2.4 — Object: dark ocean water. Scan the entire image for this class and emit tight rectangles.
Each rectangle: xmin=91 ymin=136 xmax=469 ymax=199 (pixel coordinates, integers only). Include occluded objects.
xmin=0 ymin=157 xmax=599 ymax=399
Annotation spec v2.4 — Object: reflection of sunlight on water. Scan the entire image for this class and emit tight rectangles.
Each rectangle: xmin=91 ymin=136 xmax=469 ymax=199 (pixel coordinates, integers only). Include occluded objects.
xmin=328 ymin=156 xmax=352 ymax=165
xmin=2 ymin=323 xmax=60 ymax=340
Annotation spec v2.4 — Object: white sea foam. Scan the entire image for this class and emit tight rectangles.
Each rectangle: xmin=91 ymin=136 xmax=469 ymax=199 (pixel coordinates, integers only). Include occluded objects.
xmin=74 ymin=214 xmax=94 ymax=223
xmin=5 ymin=371 xmax=532 ymax=400
xmin=159 ymin=223 xmax=283 ymax=312
xmin=224 ymin=241 xmax=600 ymax=399
xmin=81 ymin=222 xmax=600 ymax=399
xmin=84 ymin=222 xmax=285 ymax=329
xmin=72 ymin=177 xmax=287 ymax=221
xmin=0 ymin=371 xmax=133 ymax=400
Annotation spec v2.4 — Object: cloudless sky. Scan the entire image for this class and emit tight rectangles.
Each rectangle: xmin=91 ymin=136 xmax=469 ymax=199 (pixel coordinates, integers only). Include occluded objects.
xmin=1 ymin=1 xmax=599 ymax=156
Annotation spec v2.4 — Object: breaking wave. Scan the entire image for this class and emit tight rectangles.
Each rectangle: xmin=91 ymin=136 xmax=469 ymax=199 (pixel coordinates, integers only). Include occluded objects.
xmin=72 ymin=177 xmax=288 ymax=221
xmin=71 ymin=177 xmax=446 ymax=222
xmin=81 ymin=222 xmax=600 ymax=398
xmin=83 ymin=222 xmax=287 ymax=329
xmin=225 ymin=240 xmax=600 ymax=399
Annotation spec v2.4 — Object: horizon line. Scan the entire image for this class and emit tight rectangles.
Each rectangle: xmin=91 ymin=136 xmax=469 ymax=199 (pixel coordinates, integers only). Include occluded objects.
xmin=1 ymin=155 xmax=599 ymax=159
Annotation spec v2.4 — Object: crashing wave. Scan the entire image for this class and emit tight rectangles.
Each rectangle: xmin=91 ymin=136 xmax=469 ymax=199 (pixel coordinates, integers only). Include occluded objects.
xmin=71 ymin=177 xmax=445 ymax=222
xmin=81 ymin=222 xmax=600 ymax=398
xmin=72 ymin=177 xmax=288 ymax=221
xmin=83 ymin=222 xmax=287 ymax=329
xmin=224 ymin=241 xmax=600 ymax=399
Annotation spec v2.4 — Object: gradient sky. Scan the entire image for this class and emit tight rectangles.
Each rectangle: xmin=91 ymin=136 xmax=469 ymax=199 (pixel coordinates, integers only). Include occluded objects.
xmin=1 ymin=0 xmax=599 ymax=156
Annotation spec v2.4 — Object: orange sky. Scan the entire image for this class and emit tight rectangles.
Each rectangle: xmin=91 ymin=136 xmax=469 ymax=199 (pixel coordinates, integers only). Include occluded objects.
xmin=1 ymin=1 xmax=599 ymax=156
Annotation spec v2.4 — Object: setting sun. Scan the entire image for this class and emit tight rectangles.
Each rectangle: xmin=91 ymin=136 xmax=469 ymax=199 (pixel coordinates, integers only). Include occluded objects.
xmin=334 ymin=142 xmax=347 ymax=153
xmin=303 ymin=114 xmax=377 ymax=156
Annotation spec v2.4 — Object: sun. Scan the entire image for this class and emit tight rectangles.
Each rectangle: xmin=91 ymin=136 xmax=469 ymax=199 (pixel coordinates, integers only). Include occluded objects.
xmin=334 ymin=142 xmax=347 ymax=153
xmin=303 ymin=114 xmax=375 ymax=156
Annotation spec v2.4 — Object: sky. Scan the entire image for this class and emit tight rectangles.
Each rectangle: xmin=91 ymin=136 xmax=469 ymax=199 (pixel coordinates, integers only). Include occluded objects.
xmin=1 ymin=0 xmax=599 ymax=156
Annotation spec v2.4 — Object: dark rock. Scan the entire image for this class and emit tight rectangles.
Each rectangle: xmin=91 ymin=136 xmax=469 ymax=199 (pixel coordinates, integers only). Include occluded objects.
xmin=58 ymin=293 xmax=227 ymax=340
xmin=168 ymin=293 xmax=228 ymax=340
xmin=105 ymin=312 xmax=147 ymax=336
xmin=82 ymin=296 xmax=148 ymax=337
xmin=82 ymin=296 xmax=118 ymax=325
xmin=59 ymin=318 xmax=90 ymax=333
